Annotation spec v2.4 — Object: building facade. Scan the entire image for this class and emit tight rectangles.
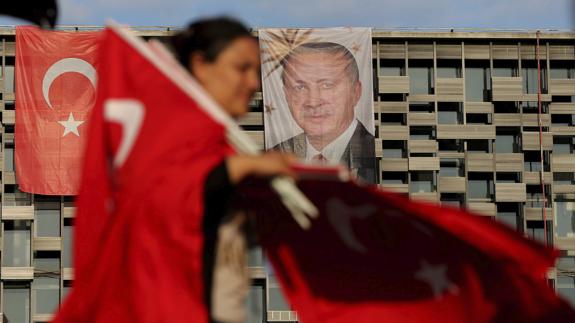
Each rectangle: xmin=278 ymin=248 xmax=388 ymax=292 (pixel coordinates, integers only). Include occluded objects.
xmin=0 ymin=26 xmax=574 ymax=322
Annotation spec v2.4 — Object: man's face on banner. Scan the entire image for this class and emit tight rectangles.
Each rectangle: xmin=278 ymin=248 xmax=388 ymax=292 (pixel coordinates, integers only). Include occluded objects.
xmin=283 ymin=51 xmax=361 ymax=144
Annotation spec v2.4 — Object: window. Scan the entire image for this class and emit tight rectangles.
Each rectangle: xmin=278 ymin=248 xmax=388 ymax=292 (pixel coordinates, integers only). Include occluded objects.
xmin=556 ymin=257 xmax=575 ymax=307
xmin=409 ymin=60 xmax=434 ymax=95
xmin=3 ymin=220 xmax=31 ymax=267
xmin=35 ymin=197 xmax=61 ymax=237
xmin=409 ymin=102 xmax=434 ymax=113
xmin=551 ymin=114 xmax=575 ymax=126
xmin=268 ymin=273 xmax=291 ymax=311
xmin=522 ymin=61 xmax=547 ymax=94
xmin=440 ymin=193 xmax=464 ymax=208
xmin=439 ymin=158 xmax=464 ymax=177
xmin=497 ymin=203 xmax=522 ymax=230
xmin=496 ymin=172 xmax=520 ymax=183
xmin=526 ymin=185 xmax=551 ymax=208
xmin=466 ymin=113 xmax=491 ymax=124
xmin=438 ymin=103 xmax=462 ymax=124
xmin=3 ymin=184 xmax=32 ymax=206
xmin=495 ymin=128 xmax=520 ymax=153
xmin=554 ymin=173 xmax=575 ymax=185
xmin=494 ymin=102 xmax=519 ymax=114
xmin=63 ymin=218 xmax=74 ymax=268
xmin=410 ymin=171 xmax=435 ymax=193
xmin=410 ymin=126 xmax=435 ymax=140
xmin=381 ymin=113 xmax=405 ymax=125
xmin=555 ymin=200 xmax=575 ymax=238
xmin=465 ymin=61 xmax=491 ymax=102
xmin=467 ymin=139 xmax=492 ymax=153
xmin=438 ymin=139 xmax=463 ymax=152
xmin=3 ymin=65 xmax=15 ymax=93
xmin=468 ymin=172 xmax=493 ymax=200
xmin=550 ymin=61 xmax=575 ymax=79
xmin=492 ymin=59 xmax=517 ymax=77
xmin=522 ymin=101 xmax=548 ymax=114
xmin=3 ymin=282 xmax=31 ymax=323
xmin=34 ymin=253 xmax=60 ymax=315
xmin=554 ymin=136 xmax=574 ymax=154
xmin=382 ymin=141 xmax=405 ymax=158
xmin=248 ymin=247 xmax=263 ymax=267
xmin=380 ymin=59 xmax=405 ymax=76
xmin=526 ymin=220 xmax=552 ymax=245
xmin=4 ymin=142 xmax=15 ymax=172
xmin=382 ymin=172 xmax=407 ymax=184
xmin=524 ymin=151 xmax=550 ymax=172
xmin=246 ymin=284 xmax=265 ymax=323
xmin=437 ymin=60 xmax=461 ymax=78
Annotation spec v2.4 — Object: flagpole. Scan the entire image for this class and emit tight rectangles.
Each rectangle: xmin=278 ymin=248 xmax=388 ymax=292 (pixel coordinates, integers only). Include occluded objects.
xmin=107 ymin=21 xmax=318 ymax=229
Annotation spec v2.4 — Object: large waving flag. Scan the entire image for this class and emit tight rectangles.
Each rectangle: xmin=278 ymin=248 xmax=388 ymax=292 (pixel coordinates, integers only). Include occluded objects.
xmin=52 ymin=26 xmax=233 ymax=322
xmin=15 ymin=26 xmax=101 ymax=195
xmin=250 ymin=179 xmax=575 ymax=323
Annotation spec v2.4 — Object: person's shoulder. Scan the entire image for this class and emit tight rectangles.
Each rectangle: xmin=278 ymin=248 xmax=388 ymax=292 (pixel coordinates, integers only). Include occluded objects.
xmin=353 ymin=121 xmax=375 ymax=140
xmin=271 ymin=133 xmax=305 ymax=151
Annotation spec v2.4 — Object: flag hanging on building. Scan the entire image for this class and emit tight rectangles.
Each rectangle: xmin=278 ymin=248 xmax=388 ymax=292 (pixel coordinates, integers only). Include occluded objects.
xmin=52 ymin=25 xmax=233 ymax=323
xmin=15 ymin=26 xmax=101 ymax=195
xmin=250 ymin=179 xmax=575 ymax=323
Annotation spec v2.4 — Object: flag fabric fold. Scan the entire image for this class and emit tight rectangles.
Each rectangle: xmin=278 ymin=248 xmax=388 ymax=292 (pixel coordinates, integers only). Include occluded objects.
xmin=52 ymin=26 xmax=232 ymax=323
xmin=248 ymin=179 xmax=575 ymax=323
xmin=15 ymin=26 xmax=101 ymax=195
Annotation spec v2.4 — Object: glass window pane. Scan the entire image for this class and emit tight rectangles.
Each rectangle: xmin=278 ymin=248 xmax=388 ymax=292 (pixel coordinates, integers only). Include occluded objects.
xmin=36 ymin=201 xmax=61 ymax=237
xmin=247 ymin=247 xmax=263 ymax=267
xmin=437 ymin=67 xmax=459 ymax=78
xmin=34 ymin=277 xmax=60 ymax=315
xmin=409 ymin=66 xmax=433 ymax=95
xmin=4 ymin=65 xmax=15 ymax=93
xmin=246 ymin=285 xmax=265 ymax=323
xmin=5 ymin=143 xmax=15 ymax=172
xmin=556 ymin=201 xmax=575 ymax=237
xmin=268 ymin=274 xmax=290 ymax=311
xmin=495 ymin=133 xmax=518 ymax=153
xmin=410 ymin=172 xmax=434 ymax=193
xmin=465 ymin=67 xmax=488 ymax=102
xmin=63 ymin=223 xmax=74 ymax=268
xmin=3 ymin=283 xmax=31 ymax=323
xmin=3 ymin=220 xmax=31 ymax=267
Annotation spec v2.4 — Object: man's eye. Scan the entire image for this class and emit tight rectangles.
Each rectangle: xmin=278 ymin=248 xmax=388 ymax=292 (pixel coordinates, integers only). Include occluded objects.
xmin=321 ymin=82 xmax=334 ymax=89
xmin=293 ymin=84 xmax=306 ymax=91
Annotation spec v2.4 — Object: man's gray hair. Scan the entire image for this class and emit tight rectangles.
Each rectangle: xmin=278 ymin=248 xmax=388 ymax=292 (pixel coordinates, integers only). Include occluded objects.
xmin=281 ymin=42 xmax=360 ymax=85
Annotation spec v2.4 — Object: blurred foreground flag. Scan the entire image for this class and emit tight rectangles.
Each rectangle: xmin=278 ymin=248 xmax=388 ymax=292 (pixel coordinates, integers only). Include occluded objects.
xmin=15 ymin=26 xmax=101 ymax=195
xmin=52 ymin=25 xmax=231 ymax=322
xmin=251 ymin=178 xmax=575 ymax=323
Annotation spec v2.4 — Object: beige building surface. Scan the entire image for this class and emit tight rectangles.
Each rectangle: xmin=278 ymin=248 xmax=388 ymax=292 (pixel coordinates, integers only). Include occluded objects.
xmin=0 ymin=26 xmax=574 ymax=322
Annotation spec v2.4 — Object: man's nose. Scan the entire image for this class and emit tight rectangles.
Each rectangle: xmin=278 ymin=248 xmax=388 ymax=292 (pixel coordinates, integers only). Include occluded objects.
xmin=304 ymin=85 xmax=323 ymax=108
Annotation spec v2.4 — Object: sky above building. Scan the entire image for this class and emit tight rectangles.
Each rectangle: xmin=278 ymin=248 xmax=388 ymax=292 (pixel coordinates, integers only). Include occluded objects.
xmin=0 ymin=0 xmax=574 ymax=30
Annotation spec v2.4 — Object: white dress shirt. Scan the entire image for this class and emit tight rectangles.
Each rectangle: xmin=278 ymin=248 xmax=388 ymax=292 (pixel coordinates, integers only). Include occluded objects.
xmin=305 ymin=119 xmax=358 ymax=164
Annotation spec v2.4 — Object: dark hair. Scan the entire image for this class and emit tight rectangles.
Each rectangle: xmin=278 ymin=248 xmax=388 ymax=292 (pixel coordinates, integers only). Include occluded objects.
xmin=170 ymin=17 xmax=253 ymax=70
xmin=281 ymin=42 xmax=360 ymax=85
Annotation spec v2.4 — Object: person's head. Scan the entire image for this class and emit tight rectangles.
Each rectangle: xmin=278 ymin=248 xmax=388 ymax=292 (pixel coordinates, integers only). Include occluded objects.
xmin=171 ymin=17 xmax=260 ymax=118
xmin=280 ymin=42 xmax=362 ymax=147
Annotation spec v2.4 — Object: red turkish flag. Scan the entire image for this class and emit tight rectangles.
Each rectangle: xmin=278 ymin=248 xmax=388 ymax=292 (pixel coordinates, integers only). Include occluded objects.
xmin=249 ymin=179 xmax=575 ymax=323
xmin=51 ymin=26 xmax=232 ymax=323
xmin=15 ymin=26 xmax=101 ymax=195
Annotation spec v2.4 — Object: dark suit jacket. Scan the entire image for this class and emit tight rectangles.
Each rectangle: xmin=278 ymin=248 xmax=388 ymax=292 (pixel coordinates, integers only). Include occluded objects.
xmin=272 ymin=121 xmax=377 ymax=184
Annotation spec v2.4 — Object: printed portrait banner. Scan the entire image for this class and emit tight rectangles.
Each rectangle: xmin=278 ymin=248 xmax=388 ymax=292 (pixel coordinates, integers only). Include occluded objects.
xmin=15 ymin=26 xmax=101 ymax=195
xmin=259 ymin=28 xmax=377 ymax=183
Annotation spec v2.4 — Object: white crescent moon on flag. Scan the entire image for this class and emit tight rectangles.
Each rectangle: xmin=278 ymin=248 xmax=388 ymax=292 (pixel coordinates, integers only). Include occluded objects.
xmin=42 ymin=58 xmax=97 ymax=109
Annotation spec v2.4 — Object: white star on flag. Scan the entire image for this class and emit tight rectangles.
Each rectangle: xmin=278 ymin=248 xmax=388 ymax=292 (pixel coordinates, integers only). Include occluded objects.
xmin=58 ymin=112 xmax=84 ymax=137
xmin=326 ymin=198 xmax=377 ymax=253
xmin=415 ymin=260 xmax=459 ymax=299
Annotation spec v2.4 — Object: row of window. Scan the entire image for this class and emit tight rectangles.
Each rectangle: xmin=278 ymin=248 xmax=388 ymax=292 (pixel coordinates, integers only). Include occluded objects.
xmin=381 ymin=137 xmax=575 ymax=155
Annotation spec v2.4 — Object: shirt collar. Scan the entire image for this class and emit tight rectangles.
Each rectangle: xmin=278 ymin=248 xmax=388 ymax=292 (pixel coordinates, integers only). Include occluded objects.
xmin=305 ymin=119 xmax=358 ymax=164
